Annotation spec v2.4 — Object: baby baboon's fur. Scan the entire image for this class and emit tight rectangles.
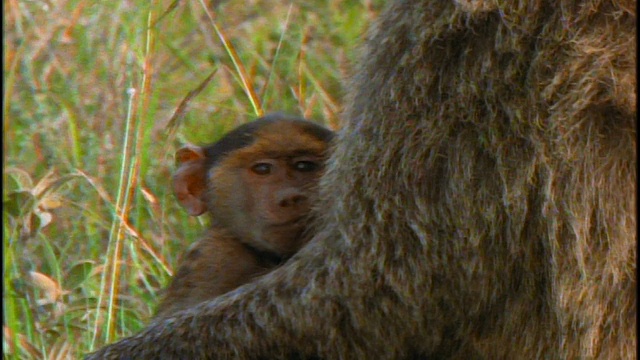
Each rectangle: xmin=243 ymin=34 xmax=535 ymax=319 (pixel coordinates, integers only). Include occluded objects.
xmin=154 ymin=115 xmax=333 ymax=319
xmin=88 ymin=0 xmax=636 ymax=358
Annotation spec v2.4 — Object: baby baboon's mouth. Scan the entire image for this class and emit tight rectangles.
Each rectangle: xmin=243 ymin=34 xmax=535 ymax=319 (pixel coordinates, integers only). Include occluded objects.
xmin=271 ymin=217 xmax=305 ymax=228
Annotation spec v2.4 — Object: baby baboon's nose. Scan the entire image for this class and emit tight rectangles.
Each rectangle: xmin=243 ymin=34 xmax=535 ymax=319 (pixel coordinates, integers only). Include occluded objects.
xmin=278 ymin=192 xmax=308 ymax=208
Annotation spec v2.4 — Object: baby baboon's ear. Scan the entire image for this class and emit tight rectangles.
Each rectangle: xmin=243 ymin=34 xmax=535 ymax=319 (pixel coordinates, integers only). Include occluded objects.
xmin=173 ymin=145 xmax=208 ymax=216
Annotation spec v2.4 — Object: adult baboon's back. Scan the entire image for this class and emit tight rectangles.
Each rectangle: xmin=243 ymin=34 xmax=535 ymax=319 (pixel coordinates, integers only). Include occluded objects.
xmin=88 ymin=0 xmax=636 ymax=358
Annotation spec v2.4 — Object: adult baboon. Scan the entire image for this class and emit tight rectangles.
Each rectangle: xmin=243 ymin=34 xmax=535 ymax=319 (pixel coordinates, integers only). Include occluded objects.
xmin=88 ymin=0 xmax=636 ymax=358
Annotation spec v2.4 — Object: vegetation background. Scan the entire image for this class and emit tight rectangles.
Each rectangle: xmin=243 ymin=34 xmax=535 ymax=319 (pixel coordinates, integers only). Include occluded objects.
xmin=3 ymin=0 xmax=382 ymax=358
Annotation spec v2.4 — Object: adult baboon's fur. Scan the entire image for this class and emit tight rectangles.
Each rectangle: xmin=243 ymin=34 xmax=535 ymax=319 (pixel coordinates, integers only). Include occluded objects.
xmin=88 ymin=0 xmax=636 ymax=358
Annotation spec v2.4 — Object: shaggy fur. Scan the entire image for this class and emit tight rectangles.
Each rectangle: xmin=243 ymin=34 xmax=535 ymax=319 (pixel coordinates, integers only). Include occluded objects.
xmin=87 ymin=0 xmax=636 ymax=358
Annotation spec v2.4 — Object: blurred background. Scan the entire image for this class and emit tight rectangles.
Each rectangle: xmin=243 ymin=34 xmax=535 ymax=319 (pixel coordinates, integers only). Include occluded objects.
xmin=3 ymin=0 xmax=382 ymax=357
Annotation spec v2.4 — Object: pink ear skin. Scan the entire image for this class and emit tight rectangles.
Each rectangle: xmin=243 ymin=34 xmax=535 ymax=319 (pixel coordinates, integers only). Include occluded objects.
xmin=173 ymin=145 xmax=209 ymax=216
xmin=175 ymin=144 xmax=206 ymax=165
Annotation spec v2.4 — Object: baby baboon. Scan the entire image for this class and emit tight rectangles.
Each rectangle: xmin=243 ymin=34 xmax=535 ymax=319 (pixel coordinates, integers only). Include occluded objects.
xmin=88 ymin=0 xmax=636 ymax=359
xmin=154 ymin=113 xmax=334 ymax=319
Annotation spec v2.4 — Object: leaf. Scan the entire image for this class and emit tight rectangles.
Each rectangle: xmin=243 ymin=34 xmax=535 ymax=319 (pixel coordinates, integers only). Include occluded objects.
xmin=31 ymin=210 xmax=53 ymax=231
xmin=3 ymin=190 xmax=36 ymax=217
xmin=3 ymin=325 xmax=42 ymax=359
xmin=10 ymin=278 xmax=29 ymax=298
xmin=151 ymin=0 xmax=180 ymax=28
xmin=66 ymin=297 xmax=102 ymax=310
xmin=33 ymin=172 xmax=81 ymax=204
xmin=62 ymin=297 xmax=104 ymax=321
xmin=39 ymin=194 xmax=64 ymax=210
xmin=31 ymin=169 xmax=58 ymax=196
xmin=4 ymin=167 xmax=34 ymax=189
xmin=139 ymin=186 xmax=158 ymax=205
xmin=36 ymin=301 xmax=67 ymax=320
xmin=48 ymin=337 xmax=73 ymax=360
xmin=166 ymin=69 xmax=217 ymax=138
xmin=28 ymin=271 xmax=62 ymax=303
xmin=64 ymin=261 xmax=95 ymax=290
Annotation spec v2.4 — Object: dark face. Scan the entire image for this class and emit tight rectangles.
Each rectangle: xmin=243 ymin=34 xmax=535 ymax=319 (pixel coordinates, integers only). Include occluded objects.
xmin=223 ymin=154 xmax=324 ymax=255
xmin=205 ymin=116 xmax=333 ymax=255
xmin=172 ymin=114 xmax=333 ymax=255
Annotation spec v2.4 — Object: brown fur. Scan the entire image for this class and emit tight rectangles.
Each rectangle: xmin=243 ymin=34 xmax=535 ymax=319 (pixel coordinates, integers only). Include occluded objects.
xmin=154 ymin=114 xmax=334 ymax=319
xmin=88 ymin=0 xmax=636 ymax=358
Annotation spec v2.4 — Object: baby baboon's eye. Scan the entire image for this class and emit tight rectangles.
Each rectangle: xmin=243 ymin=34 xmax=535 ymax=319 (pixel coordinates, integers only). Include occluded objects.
xmin=294 ymin=161 xmax=320 ymax=172
xmin=251 ymin=163 xmax=272 ymax=175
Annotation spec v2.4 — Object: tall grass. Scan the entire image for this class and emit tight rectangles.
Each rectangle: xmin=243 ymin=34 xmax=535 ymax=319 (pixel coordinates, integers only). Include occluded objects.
xmin=3 ymin=0 xmax=381 ymax=358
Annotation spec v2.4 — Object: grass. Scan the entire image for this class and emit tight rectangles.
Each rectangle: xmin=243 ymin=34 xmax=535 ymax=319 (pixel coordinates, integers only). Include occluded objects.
xmin=3 ymin=0 xmax=382 ymax=358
